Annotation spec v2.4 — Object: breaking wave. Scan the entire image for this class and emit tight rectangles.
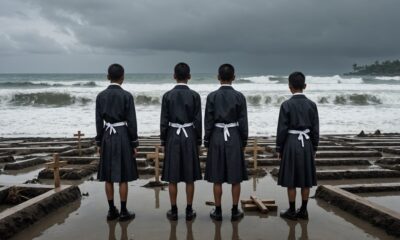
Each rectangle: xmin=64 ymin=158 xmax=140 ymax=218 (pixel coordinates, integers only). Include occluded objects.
xmin=318 ymin=94 xmax=382 ymax=105
xmin=244 ymin=93 xmax=384 ymax=106
xmin=241 ymin=75 xmax=363 ymax=84
xmin=0 ymin=81 xmax=97 ymax=88
xmin=134 ymin=95 xmax=160 ymax=105
xmin=362 ymin=78 xmax=400 ymax=85
xmin=9 ymin=92 xmax=91 ymax=107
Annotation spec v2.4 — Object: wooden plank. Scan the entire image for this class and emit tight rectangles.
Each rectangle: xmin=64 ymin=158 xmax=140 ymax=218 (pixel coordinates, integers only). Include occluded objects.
xmin=250 ymin=195 xmax=269 ymax=213
xmin=240 ymin=199 xmax=275 ymax=204
xmin=241 ymin=203 xmax=278 ymax=211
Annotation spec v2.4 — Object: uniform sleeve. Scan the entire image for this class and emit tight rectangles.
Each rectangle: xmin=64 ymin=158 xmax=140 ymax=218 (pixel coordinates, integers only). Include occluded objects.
xmin=276 ymin=103 xmax=289 ymax=154
xmin=160 ymin=93 xmax=169 ymax=146
xmin=311 ymin=103 xmax=320 ymax=152
xmin=194 ymin=93 xmax=202 ymax=146
xmin=203 ymin=94 xmax=214 ymax=148
xmin=95 ymin=96 xmax=103 ymax=147
xmin=238 ymin=94 xmax=248 ymax=147
xmin=127 ymin=94 xmax=139 ymax=148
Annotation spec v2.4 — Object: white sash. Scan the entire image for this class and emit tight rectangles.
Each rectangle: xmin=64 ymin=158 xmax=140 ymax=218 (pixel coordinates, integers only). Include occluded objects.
xmin=169 ymin=122 xmax=194 ymax=138
xmin=215 ymin=122 xmax=239 ymax=141
xmin=105 ymin=121 xmax=127 ymax=135
xmin=288 ymin=129 xmax=310 ymax=147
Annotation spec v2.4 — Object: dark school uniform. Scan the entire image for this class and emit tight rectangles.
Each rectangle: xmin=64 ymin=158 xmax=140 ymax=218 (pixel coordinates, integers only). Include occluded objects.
xmin=160 ymin=84 xmax=202 ymax=183
xmin=276 ymin=93 xmax=319 ymax=188
xmin=204 ymin=85 xmax=249 ymax=184
xmin=95 ymin=84 xmax=139 ymax=182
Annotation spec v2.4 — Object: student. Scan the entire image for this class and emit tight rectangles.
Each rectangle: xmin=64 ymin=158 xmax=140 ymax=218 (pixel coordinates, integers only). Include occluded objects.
xmin=204 ymin=63 xmax=248 ymax=221
xmin=160 ymin=62 xmax=202 ymax=221
xmin=95 ymin=63 xmax=139 ymax=221
xmin=276 ymin=72 xmax=319 ymax=220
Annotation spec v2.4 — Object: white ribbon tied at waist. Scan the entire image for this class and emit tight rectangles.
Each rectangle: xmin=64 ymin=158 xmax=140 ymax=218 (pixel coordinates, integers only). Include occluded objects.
xmin=215 ymin=122 xmax=239 ymax=141
xmin=169 ymin=122 xmax=194 ymax=138
xmin=105 ymin=121 xmax=127 ymax=135
xmin=288 ymin=129 xmax=310 ymax=147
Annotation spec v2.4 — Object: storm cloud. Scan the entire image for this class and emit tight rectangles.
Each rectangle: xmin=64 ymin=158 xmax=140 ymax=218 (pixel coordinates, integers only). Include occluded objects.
xmin=0 ymin=0 xmax=399 ymax=73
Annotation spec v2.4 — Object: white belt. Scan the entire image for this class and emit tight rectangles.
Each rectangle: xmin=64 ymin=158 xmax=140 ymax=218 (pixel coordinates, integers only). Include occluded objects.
xmin=215 ymin=122 xmax=239 ymax=141
xmin=169 ymin=122 xmax=193 ymax=138
xmin=105 ymin=121 xmax=127 ymax=135
xmin=288 ymin=129 xmax=310 ymax=147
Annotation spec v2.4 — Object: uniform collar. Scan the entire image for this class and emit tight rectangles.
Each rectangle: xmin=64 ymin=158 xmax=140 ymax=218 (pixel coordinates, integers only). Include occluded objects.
xmin=292 ymin=92 xmax=306 ymax=98
xmin=108 ymin=82 xmax=122 ymax=89
xmin=174 ymin=83 xmax=189 ymax=89
xmin=220 ymin=84 xmax=233 ymax=89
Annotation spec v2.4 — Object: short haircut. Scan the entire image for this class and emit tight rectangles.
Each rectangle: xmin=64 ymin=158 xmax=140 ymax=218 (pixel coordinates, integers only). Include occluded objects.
xmin=108 ymin=63 xmax=124 ymax=81
xmin=174 ymin=62 xmax=190 ymax=80
xmin=288 ymin=71 xmax=306 ymax=89
xmin=218 ymin=63 xmax=235 ymax=81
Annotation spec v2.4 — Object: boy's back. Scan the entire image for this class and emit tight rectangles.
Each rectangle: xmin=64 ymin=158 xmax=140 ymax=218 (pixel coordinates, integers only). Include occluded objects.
xmin=276 ymin=94 xmax=319 ymax=154
xmin=204 ymin=86 xmax=248 ymax=148
xmin=204 ymin=84 xmax=248 ymax=184
xmin=96 ymin=85 xmax=139 ymax=148
xmin=160 ymin=85 xmax=202 ymax=146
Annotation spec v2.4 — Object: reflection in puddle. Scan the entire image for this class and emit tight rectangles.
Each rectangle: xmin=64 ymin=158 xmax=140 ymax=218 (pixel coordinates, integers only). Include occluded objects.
xmin=283 ymin=219 xmax=309 ymax=240
xmin=108 ymin=219 xmax=134 ymax=240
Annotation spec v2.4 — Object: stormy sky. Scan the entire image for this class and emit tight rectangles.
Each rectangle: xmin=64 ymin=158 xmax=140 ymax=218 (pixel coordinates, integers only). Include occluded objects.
xmin=0 ymin=0 xmax=399 ymax=74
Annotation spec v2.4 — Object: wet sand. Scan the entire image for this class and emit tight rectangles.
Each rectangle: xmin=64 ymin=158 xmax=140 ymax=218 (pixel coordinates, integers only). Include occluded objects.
xmin=6 ymin=173 xmax=398 ymax=240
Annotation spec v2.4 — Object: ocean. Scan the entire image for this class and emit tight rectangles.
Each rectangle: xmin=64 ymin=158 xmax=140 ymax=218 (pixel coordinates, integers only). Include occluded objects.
xmin=0 ymin=73 xmax=399 ymax=138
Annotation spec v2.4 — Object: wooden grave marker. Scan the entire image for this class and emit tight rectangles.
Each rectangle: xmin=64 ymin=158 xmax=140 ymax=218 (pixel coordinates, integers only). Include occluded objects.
xmin=142 ymin=145 xmax=167 ymax=187
xmin=45 ymin=153 xmax=67 ymax=188
xmin=245 ymin=138 xmax=265 ymax=170
xmin=240 ymin=195 xmax=277 ymax=213
xmin=73 ymin=131 xmax=85 ymax=156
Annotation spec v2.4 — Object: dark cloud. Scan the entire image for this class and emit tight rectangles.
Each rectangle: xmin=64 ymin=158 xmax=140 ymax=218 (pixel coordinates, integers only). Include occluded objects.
xmin=0 ymin=0 xmax=399 ymax=73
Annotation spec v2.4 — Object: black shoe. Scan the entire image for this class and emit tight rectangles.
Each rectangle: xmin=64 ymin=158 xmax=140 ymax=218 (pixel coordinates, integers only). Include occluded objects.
xmin=107 ymin=207 xmax=120 ymax=221
xmin=296 ymin=208 xmax=309 ymax=220
xmin=210 ymin=209 xmax=223 ymax=221
xmin=280 ymin=208 xmax=297 ymax=221
xmin=119 ymin=210 xmax=135 ymax=221
xmin=167 ymin=209 xmax=178 ymax=221
xmin=186 ymin=209 xmax=197 ymax=221
xmin=231 ymin=209 xmax=244 ymax=221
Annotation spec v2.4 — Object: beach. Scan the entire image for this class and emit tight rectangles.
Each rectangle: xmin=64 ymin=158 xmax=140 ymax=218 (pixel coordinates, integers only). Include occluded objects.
xmin=1 ymin=74 xmax=400 ymax=239
xmin=0 ymin=134 xmax=400 ymax=240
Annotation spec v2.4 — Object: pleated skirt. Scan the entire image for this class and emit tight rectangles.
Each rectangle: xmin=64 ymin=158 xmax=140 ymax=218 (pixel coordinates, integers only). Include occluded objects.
xmin=205 ymin=127 xmax=248 ymax=184
xmin=97 ymin=126 xmax=138 ymax=182
xmin=161 ymin=127 xmax=202 ymax=183
xmin=278 ymin=134 xmax=317 ymax=188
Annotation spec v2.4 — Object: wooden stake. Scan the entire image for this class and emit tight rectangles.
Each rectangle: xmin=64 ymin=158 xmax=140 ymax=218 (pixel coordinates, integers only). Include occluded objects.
xmin=73 ymin=131 xmax=85 ymax=156
xmin=155 ymin=145 xmax=160 ymax=182
xmin=45 ymin=153 xmax=67 ymax=188
xmin=253 ymin=138 xmax=258 ymax=169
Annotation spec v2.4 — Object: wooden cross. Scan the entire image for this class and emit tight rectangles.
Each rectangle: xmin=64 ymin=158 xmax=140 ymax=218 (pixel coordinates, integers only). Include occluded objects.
xmin=240 ymin=195 xmax=277 ymax=214
xmin=74 ymin=131 xmax=85 ymax=156
xmin=154 ymin=146 xmax=160 ymax=182
xmin=45 ymin=153 xmax=67 ymax=188
xmin=244 ymin=138 xmax=265 ymax=170
xmin=145 ymin=146 xmax=163 ymax=182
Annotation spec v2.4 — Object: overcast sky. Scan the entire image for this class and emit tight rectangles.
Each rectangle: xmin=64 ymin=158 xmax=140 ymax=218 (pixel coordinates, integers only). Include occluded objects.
xmin=0 ymin=0 xmax=399 ymax=74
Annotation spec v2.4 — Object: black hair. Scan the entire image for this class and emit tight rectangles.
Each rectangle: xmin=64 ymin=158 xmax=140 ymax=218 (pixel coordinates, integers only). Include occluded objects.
xmin=174 ymin=62 xmax=190 ymax=81
xmin=288 ymin=71 xmax=306 ymax=90
xmin=108 ymin=63 xmax=124 ymax=81
xmin=218 ymin=63 xmax=235 ymax=81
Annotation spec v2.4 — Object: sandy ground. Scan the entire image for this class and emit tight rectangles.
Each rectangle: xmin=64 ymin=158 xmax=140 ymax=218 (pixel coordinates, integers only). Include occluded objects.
xmin=2 ymin=169 xmax=398 ymax=240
